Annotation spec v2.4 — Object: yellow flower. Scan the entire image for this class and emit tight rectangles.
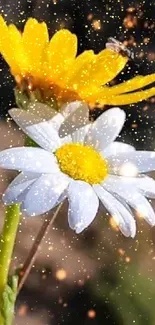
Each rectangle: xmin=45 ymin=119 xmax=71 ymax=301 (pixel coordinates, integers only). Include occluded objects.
xmin=0 ymin=15 xmax=155 ymax=106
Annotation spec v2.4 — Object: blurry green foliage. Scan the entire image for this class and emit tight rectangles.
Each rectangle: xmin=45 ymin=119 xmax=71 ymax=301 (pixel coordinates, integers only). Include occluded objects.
xmin=93 ymin=263 xmax=155 ymax=325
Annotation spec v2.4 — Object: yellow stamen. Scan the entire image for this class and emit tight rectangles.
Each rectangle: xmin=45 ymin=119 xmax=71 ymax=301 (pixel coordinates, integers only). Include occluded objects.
xmin=55 ymin=143 xmax=108 ymax=184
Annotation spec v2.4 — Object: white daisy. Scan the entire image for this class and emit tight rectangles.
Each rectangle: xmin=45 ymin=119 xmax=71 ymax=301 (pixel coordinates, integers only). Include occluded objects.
xmin=1 ymin=105 xmax=155 ymax=237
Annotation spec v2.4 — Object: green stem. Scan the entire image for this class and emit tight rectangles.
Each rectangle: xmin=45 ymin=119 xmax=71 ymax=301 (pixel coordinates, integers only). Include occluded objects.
xmin=0 ymin=204 xmax=20 ymax=296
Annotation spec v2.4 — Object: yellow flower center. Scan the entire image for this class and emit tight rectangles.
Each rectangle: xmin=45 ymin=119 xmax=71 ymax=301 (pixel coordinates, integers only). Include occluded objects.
xmin=55 ymin=143 xmax=109 ymax=184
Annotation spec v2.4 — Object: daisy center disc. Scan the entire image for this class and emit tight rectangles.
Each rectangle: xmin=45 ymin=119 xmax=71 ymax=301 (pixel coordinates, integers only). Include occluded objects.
xmin=55 ymin=143 xmax=109 ymax=184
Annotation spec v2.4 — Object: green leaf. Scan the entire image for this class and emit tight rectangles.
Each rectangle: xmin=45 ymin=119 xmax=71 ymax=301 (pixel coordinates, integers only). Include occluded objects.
xmin=24 ymin=136 xmax=39 ymax=147
xmin=14 ymin=86 xmax=59 ymax=111
xmin=14 ymin=88 xmax=30 ymax=110
xmin=0 ymin=275 xmax=18 ymax=325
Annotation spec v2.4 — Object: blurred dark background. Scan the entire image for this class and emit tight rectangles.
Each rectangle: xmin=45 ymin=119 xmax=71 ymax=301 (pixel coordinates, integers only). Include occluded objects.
xmin=1 ymin=0 xmax=155 ymax=324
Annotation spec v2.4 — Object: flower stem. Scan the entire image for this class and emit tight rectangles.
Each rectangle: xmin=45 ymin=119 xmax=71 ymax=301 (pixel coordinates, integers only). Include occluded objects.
xmin=0 ymin=204 xmax=20 ymax=295
xmin=18 ymin=203 xmax=63 ymax=293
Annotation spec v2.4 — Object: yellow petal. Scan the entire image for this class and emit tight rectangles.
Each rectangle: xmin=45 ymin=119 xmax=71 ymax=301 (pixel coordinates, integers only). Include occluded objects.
xmin=95 ymin=49 xmax=128 ymax=86
xmin=0 ymin=16 xmax=20 ymax=74
xmin=96 ymin=87 xmax=155 ymax=106
xmin=66 ymin=50 xmax=95 ymax=88
xmin=87 ymin=49 xmax=128 ymax=87
xmin=45 ymin=29 xmax=77 ymax=83
xmin=68 ymin=49 xmax=128 ymax=93
xmin=8 ymin=24 xmax=29 ymax=75
xmin=102 ymin=74 xmax=155 ymax=96
xmin=22 ymin=18 xmax=49 ymax=76
xmin=87 ymin=74 xmax=155 ymax=102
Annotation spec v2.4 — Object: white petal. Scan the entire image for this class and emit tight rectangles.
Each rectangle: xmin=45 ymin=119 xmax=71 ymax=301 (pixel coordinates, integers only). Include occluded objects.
xmin=60 ymin=134 xmax=72 ymax=145
xmin=48 ymin=113 xmax=64 ymax=131
xmin=67 ymin=180 xmax=99 ymax=233
xmin=9 ymin=108 xmax=61 ymax=151
xmin=112 ymin=192 xmax=133 ymax=214
xmin=102 ymin=141 xmax=135 ymax=157
xmin=23 ymin=172 xmax=70 ymax=216
xmin=84 ymin=107 xmax=126 ymax=151
xmin=9 ymin=106 xmax=54 ymax=126
xmin=106 ymin=174 xmax=155 ymax=199
xmin=3 ymin=172 xmax=39 ymax=204
xmin=60 ymin=101 xmax=81 ymax=118
xmin=18 ymin=186 xmax=32 ymax=205
xmin=52 ymin=190 xmax=67 ymax=209
xmin=59 ymin=101 xmax=89 ymax=137
xmin=71 ymin=124 xmax=91 ymax=143
xmin=94 ymin=184 xmax=136 ymax=238
xmin=0 ymin=147 xmax=59 ymax=173
xmin=108 ymin=151 xmax=155 ymax=175
xmin=61 ymin=101 xmax=88 ymax=119
xmin=27 ymin=102 xmax=57 ymax=120
xmin=24 ymin=121 xmax=61 ymax=151
xmin=136 ymin=176 xmax=155 ymax=198
xmin=103 ymin=176 xmax=155 ymax=226
xmin=10 ymin=107 xmax=64 ymax=131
